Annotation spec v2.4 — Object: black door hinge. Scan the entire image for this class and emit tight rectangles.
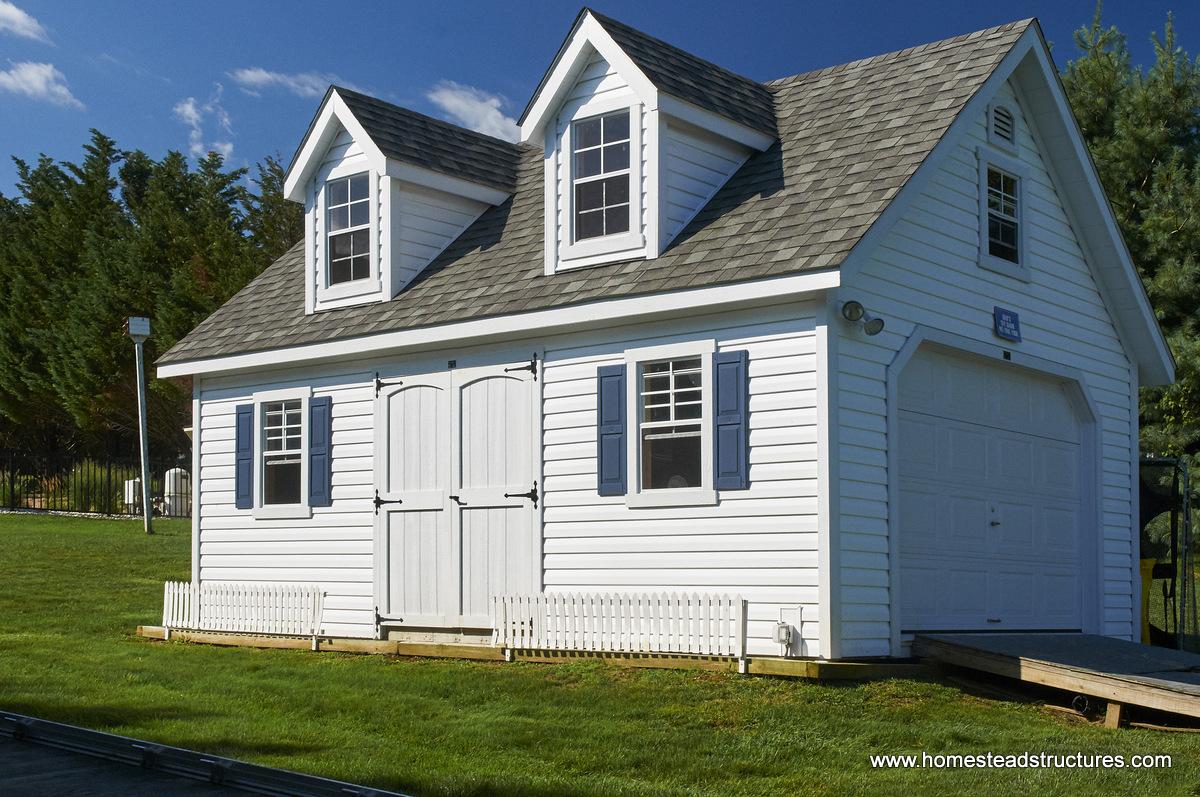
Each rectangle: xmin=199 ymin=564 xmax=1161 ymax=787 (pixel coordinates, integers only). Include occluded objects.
xmin=373 ymin=489 xmax=403 ymax=515
xmin=374 ymin=372 xmax=404 ymax=397
xmin=504 ymin=480 xmax=539 ymax=509
xmin=504 ymin=353 xmax=539 ymax=381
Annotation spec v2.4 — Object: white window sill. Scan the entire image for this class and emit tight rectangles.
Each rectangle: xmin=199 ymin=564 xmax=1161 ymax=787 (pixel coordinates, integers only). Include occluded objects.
xmin=625 ymin=488 xmax=717 ymax=509
xmin=979 ymin=253 xmax=1030 ymax=282
xmin=253 ymin=504 xmax=313 ymax=520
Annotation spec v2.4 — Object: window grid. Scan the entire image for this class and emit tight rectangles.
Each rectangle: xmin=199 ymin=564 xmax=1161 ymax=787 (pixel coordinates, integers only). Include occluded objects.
xmin=263 ymin=399 xmax=302 ymax=505
xmin=987 ymin=166 xmax=1019 ymax=264
xmin=326 ymin=173 xmax=371 ymax=285
xmin=640 ymin=358 xmax=703 ymax=440
xmin=572 ymin=110 xmax=631 ymax=241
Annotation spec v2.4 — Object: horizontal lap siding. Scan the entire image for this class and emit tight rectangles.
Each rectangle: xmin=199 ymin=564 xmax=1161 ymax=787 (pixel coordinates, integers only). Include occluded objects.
xmin=543 ymin=311 xmax=820 ymax=656
xmin=198 ymin=376 xmax=376 ymax=637
xmin=662 ymin=123 xmax=748 ymax=246
xmin=837 ymin=83 xmax=1135 ymax=656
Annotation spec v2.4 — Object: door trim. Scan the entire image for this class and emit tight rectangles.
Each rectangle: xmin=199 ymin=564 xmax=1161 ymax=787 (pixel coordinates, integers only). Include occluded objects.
xmin=884 ymin=325 xmax=1102 ymax=656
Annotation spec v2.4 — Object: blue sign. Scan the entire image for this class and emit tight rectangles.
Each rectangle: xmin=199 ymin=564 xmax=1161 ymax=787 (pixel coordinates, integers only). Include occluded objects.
xmin=993 ymin=306 xmax=1021 ymax=342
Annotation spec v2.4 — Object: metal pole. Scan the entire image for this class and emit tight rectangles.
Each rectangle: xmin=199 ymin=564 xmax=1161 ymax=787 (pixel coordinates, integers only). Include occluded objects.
xmin=134 ymin=338 xmax=153 ymax=535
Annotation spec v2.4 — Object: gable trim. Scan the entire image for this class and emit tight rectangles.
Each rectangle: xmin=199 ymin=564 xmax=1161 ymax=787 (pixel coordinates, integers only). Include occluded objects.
xmin=284 ymin=91 xmax=387 ymax=203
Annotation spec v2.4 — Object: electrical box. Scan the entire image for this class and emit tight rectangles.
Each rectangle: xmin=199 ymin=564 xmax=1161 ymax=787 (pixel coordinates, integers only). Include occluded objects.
xmin=772 ymin=621 xmax=793 ymax=646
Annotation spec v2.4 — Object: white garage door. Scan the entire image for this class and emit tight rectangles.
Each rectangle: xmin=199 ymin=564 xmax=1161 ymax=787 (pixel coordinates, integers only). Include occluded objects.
xmin=898 ymin=347 xmax=1084 ymax=633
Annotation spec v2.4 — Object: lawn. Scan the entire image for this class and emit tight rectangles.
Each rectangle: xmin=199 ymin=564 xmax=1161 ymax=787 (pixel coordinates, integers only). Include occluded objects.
xmin=1 ymin=514 xmax=1198 ymax=796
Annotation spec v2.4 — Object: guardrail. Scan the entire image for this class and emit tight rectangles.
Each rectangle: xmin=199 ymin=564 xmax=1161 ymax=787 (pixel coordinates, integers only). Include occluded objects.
xmin=493 ymin=591 xmax=746 ymax=658
xmin=163 ymin=582 xmax=324 ymax=648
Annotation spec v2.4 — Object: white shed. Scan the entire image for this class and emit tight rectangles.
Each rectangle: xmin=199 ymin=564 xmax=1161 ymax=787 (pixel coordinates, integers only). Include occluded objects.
xmin=158 ymin=11 xmax=1172 ymax=660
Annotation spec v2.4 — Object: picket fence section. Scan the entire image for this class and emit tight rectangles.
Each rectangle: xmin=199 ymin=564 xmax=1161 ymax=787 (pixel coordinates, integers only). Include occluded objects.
xmin=492 ymin=592 xmax=747 ymax=658
xmin=162 ymin=581 xmax=324 ymax=642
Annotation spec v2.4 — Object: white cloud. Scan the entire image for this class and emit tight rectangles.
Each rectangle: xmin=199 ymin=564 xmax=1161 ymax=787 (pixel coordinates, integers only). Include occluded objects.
xmin=0 ymin=62 xmax=82 ymax=108
xmin=227 ymin=67 xmax=355 ymax=98
xmin=425 ymin=81 xmax=518 ymax=142
xmin=0 ymin=1 xmax=49 ymax=43
xmin=173 ymin=85 xmax=234 ymax=159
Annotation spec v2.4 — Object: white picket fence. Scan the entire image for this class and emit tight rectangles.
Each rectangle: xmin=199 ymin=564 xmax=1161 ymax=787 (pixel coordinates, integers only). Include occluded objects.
xmin=492 ymin=592 xmax=746 ymax=658
xmin=162 ymin=581 xmax=324 ymax=643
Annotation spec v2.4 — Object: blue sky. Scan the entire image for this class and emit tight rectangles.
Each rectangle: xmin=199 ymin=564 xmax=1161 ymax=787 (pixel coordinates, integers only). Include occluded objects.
xmin=0 ymin=1 xmax=1196 ymax=195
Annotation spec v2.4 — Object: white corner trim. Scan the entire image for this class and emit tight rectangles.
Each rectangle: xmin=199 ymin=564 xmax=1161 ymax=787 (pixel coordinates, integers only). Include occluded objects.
xmin=814 ymin=298 xmax=840 ymax=660
xmin=157 ymin=268 xmax=840 ymax=378
xmin=623 ymin=339 xmax=716 ymax=508
xmin=285 ymin=92 xmax=387 ymax=202
xmin=884 ymin=325 xmax=1104 ymax=656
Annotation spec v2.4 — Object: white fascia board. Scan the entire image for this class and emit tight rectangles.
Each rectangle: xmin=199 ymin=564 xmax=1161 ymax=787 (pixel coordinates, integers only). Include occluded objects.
xmin=157 ymin=268 xmax=839 ymax=378
xmin=385 ymin=161 xmax=511 ymax=206
xmin=283 ymin=91 xmax=387 ymax=202
xmin=837 ymin=23 xmax=1173 ymax=387
xmin=658 ymin=95 xmax=775 ymax=152
xmin=520 ymin=12 xmax=658 ymax=143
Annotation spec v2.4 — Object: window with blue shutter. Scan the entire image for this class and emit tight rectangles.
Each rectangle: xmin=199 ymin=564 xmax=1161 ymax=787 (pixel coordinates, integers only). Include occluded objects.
xmin=596 ymin=364 xmax=627 ymax=496
xmin=713 ymin=350 xmax=749 ymax=490
xmin=234 ymin=404 xmax=254 ymax=509
xmin=308 ymin=395 xmax=333 ymax=507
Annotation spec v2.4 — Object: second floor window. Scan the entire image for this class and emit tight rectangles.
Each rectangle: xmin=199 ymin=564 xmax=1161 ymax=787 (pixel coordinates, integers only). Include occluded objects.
xmin=573 ymin=110 xmax=631 ymax=241
xmin=327 ymin=173 xmax=371 ymax=284
xmin=986 ymin=166 xmax=1019 ymax=264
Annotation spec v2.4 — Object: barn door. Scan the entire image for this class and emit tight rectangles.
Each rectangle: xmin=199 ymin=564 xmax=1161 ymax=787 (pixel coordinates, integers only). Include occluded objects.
xmin=375 ymin=374 xmax=454 ymax=626
xmin=450 ymin=363 xmax=538 ymax=628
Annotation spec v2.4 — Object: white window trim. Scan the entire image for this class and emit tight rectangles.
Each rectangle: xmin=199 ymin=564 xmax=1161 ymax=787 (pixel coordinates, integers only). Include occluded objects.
xmin=252 ymin=385 xmax=313 ymax=520
xmin=977 ymin=145 xmax=1030 ymax=282
xmin=623 ymin=339 xmax=717 ymax=508
xmin=558 ymin=96 xmax=645 ymax=269
xmin=986 ymin=102 xmax=1019 ymax=154
xmin=314 ymin=165 xmax=382 ymax=310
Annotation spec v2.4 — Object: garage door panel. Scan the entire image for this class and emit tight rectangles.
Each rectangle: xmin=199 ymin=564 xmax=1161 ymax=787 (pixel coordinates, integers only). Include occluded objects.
xmin=899 ymin=348 xmax=1084 ymax=633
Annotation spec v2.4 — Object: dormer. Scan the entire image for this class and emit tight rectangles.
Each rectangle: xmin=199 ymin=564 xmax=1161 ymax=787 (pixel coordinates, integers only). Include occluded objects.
xmin=520 ymin=9 xmax=777 ymax=275
xmin=284 ymin=87 xmax=520 ymax=313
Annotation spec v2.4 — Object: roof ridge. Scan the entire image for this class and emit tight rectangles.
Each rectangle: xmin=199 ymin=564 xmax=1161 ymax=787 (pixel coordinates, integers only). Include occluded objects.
xmin=332 ymin=85 xmax=522 ymax=150
xmin=765 ymin=18 xmax=1034 ymax=88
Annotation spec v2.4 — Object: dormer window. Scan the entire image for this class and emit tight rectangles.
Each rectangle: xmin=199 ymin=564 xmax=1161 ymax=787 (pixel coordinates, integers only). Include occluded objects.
xmin=327 ymin=173 xmax=371 ymax=285
xmin=573 ymin=110 xmax=631 ymax=242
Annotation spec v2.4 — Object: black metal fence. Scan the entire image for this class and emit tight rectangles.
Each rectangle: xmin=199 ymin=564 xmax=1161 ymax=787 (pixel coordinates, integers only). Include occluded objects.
xmin=0 ymin=450 xmax=192 ymax=519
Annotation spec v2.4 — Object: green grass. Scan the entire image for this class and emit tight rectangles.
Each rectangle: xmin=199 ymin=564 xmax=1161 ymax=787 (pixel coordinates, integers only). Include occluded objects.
xmin=2 ymin=513 xmax=1199 ymax=795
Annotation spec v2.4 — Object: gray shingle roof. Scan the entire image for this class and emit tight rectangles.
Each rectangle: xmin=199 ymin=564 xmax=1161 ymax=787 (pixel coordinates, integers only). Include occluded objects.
xmin=335 ymin=87 xmax=522 ymax=193
xmin=160 ymin=18 xmax=1032 ymax=367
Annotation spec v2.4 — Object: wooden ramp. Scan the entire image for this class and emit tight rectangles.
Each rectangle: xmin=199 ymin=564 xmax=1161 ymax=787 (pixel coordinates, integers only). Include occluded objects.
xmin=914 ymin=633 xmax=1200 ymax=724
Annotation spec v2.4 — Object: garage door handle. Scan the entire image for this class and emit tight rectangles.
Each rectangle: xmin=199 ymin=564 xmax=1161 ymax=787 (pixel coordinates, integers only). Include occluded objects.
xmin=989 ymin=521 xmax=1001 ymax=527
xmin=986 ymin=618 xmax=1002 ymax=623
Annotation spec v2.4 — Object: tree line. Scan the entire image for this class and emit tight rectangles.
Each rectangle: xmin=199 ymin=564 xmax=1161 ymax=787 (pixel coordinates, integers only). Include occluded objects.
xmin=0 ymin=11 xmax=1197 ymax=471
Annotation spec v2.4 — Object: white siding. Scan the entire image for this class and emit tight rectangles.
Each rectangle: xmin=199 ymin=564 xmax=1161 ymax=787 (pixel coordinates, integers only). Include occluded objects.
xmin=541 ymin=306 xmax=821 ymax=656
xmin=197 ymin=372 xmax=377 ymax=638
xmin=661 ymin=121 xmax=748 ymax=247
xmin=835 ymin=81 xmax=1135 ymax=656
xmin=390 ymin=182 xmax=485 ymax=294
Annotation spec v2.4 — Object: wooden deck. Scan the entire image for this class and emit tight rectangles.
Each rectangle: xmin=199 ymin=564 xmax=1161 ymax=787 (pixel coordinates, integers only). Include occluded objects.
xmin=914 ymin=633 xmax=1200 ymax=724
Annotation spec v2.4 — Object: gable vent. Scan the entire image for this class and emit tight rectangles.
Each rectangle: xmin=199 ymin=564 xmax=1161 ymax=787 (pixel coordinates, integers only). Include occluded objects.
xmin=992 ymin=106 xmax=1016 ymax=144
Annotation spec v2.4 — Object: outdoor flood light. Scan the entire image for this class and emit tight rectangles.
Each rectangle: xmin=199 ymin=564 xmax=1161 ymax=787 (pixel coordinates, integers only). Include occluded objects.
xmin=840 ymin=300 xmax=885 ymax=336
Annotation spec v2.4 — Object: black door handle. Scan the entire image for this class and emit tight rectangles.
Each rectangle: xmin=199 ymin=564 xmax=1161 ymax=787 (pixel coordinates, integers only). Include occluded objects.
xmin=504 ymin=480 xmax=539 ymax=509
xmin=449 ymin=495 xmax=467 ymax=506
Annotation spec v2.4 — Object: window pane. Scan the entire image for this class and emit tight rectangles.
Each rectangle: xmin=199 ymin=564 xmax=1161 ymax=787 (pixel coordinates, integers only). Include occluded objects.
xmin=349 ymin=174 xmax=369 ymax=201
xmin=575 ymin=148 xmax=602 ymax=179
xmin=604 ymin=205 xmax=629 ymax=235
xmin=674 ymin=371 xmax=701 ymax=389
xmin=330 ymin=232 xmax=352 ymax=258
xmin=329 ymin=206 xmax=349 ymax=232
xmin=641 ymin=428 xmax=701 ymax=489
xmin=603 ymin=111 xmax=630 ymax=143
xmin=575 ymin=117 xmax=602 ymax=150
xmin=603 ymin=142 xmax=630 ymax=172
xmin=604 ymin=175 xmax=629 ymax=205
xmin=647 ymin=405 xmax=671 ymax=422
xmin=264 ymin=460 xmax=302 ymax=505
xmin=330 ymin=258 xmax=352 ymax=284
xmin=644 ymin=374 xmax=670 ymax=393
xmin=676 ymin=402 xmax=702 ymax=420
xmin=351 ymin=255 xmax=371 ymax=280
xmin=327 ymin=178 xmax=348 ymax=206
xmin=576 ymin=180 xmax=605 ymax=211
xmin=989 ymin=215 xmax=1019 ymax=263
xmin=350 ymin=200 xmax=370 ymax=227
xmin=351 ymin=228 xmax=370 ymax=255
xmin=575 ymin=209 xmax=604 ymax=240
xmin=645 ymin=362 xmax=669 ymax=374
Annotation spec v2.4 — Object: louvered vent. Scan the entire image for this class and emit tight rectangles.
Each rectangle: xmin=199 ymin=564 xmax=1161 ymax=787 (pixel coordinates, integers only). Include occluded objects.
xmin=992 ymin=106 xmax=1015 ymax=144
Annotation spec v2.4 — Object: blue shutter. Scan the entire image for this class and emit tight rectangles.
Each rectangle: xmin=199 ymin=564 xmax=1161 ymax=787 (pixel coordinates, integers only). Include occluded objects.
xmin=308 ymin=395 xmax=333 ymax=507
xmin=234 ymin=404 xmax=254 ymax=509
xmin=596 ymin=364 xmax=627 ymax=496
xmin=713 ymin=350 xmax=749 ymax=490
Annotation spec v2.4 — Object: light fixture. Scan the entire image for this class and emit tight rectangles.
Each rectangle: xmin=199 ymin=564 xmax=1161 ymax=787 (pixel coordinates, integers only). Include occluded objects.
xmin=841 ymin=300 xmax=865 ymax=322
xmin=840 ymin=299 xmax=886 ymax=336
